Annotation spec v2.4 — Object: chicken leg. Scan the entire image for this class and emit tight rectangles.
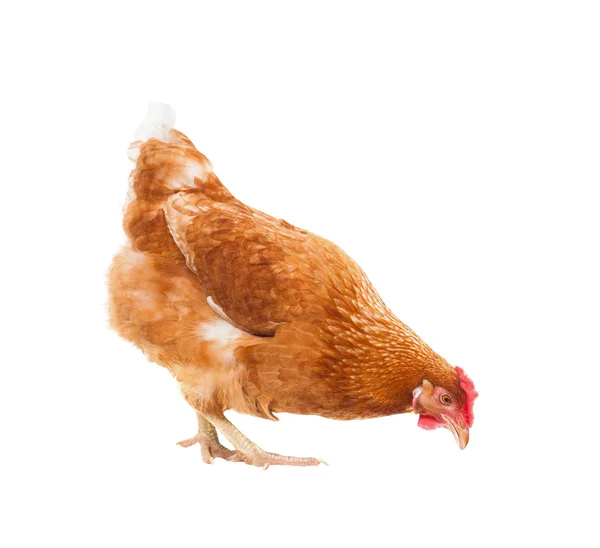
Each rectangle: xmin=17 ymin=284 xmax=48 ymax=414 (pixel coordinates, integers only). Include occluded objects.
xmin=202 ymin=412 xmax=325 ymax=469
xmin=177 ymin=412 xmax=240 ymax=464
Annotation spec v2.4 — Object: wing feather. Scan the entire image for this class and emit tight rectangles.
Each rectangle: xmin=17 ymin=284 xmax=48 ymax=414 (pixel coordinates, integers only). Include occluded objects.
xmin=164 ymin=191 xmax=353 ymax=336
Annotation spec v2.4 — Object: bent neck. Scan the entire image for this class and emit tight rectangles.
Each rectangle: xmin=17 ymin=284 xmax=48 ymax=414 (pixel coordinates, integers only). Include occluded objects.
xmin=332 ymin=312 xmax=457 ymax=417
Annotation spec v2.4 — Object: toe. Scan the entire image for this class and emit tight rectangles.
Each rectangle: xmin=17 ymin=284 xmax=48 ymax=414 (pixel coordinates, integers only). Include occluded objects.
xmin=177 ymin=436 xmax=200 ymax=448
xmin=223 ymin=451 xmax=245 ymax=463
xmin=200 ymin=446 xmax=215 ymax=465
xmin=244 ymin=450 xmax=325 ymax=468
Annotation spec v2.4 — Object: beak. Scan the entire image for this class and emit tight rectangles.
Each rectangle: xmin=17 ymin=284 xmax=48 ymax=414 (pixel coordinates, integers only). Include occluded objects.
xmin=442 ymin=416 xmax=470 ymax=450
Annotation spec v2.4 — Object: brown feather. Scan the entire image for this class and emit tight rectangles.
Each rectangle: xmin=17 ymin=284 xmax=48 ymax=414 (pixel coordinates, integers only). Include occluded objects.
xmin=108 ymin=130 xmax=465 ymax=424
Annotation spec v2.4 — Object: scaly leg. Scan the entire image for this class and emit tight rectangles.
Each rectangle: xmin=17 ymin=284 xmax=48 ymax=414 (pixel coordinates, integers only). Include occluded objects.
xmin=177 ymin=412 xmax=240 ymax=464
xmin=202 ymin=412 xmax=325 ymax=469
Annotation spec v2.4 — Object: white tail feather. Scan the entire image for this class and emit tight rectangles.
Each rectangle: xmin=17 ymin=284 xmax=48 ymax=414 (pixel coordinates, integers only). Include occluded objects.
xmin=133 ymin=103 xmax=176 ymax=142
xmin=128 ymin=103 xmax=176 ymax=162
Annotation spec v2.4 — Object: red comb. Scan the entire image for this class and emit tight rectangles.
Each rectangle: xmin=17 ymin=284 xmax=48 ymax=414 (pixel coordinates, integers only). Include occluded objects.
xmin=456 ymin=367 xmax=478 ymax=427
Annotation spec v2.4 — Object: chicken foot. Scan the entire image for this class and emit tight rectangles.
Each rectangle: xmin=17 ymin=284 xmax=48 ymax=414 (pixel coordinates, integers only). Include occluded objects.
xmin=202 ymin=412 xmax=325 ymax=469
xmin=177 ymin=412 xmax=240 ymax=464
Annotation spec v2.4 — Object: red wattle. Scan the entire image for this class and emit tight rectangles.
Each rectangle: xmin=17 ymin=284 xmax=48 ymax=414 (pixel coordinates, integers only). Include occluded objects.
xmin=418 ymin=414 xmax=445 ymax=430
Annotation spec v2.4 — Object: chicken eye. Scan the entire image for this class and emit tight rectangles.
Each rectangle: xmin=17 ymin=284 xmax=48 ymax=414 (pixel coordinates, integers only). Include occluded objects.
xmin=440 ymin=394 xmax=452 ymax=405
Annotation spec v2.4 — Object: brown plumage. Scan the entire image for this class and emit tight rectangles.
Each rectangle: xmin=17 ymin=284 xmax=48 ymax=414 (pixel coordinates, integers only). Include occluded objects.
xmin=108 ymin=104 xmax=477 ymax=467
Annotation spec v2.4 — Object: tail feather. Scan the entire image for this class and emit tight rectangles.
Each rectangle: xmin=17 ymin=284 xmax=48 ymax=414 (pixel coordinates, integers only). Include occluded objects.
xmin=128 ymin=103 xmax=176 ymax=162
xmin=133 ymin=103 xmax=176 ymax=142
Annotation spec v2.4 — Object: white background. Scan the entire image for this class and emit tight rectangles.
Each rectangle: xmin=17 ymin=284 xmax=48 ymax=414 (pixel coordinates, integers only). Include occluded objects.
xmin=2 ymin=1 xmax=599 ymax=546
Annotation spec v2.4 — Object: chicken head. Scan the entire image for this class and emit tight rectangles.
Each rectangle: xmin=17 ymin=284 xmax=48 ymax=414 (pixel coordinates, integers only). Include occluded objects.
xmin=411 ymin=367 xmax=478 ymax=450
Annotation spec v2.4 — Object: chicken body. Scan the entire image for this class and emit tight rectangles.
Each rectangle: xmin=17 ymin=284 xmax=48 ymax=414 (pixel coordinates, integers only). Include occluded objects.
xmin=108 ymin=105 xmax=477 ymax=467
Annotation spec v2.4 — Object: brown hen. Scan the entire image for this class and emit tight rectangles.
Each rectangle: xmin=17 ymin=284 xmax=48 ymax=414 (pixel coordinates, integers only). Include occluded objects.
xmin=108 ymin=104 xmax=477 ymax=467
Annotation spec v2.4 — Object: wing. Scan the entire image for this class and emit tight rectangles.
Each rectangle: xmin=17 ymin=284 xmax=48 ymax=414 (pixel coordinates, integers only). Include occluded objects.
xmin=164 ymin=191 xmax=355 ymax=336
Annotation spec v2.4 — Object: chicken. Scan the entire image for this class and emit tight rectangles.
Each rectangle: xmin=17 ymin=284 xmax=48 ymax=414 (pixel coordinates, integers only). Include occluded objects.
xmin=108 ymin=104 xmax=478 ymax=468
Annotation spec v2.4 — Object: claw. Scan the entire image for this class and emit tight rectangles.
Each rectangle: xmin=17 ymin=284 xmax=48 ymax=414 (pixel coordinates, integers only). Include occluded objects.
xmin=239 ymin=449 xmax=324 ymax=468
xmin=183 ymin=413 xmax=328 ymax=468
xmin=178 ymin=432 xmax=239 ymax=464
xmin=176 ymin=435 xmax=201 ymax=448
